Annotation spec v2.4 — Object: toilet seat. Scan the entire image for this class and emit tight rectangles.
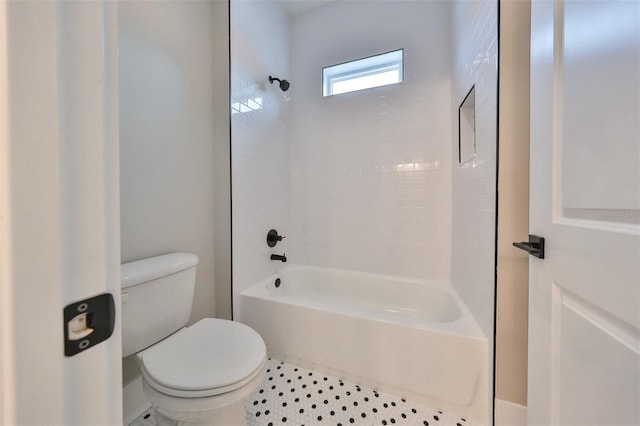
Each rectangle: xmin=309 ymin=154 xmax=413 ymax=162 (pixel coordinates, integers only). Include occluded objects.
xmin=138 ymin=318 xmax=267 ymax=398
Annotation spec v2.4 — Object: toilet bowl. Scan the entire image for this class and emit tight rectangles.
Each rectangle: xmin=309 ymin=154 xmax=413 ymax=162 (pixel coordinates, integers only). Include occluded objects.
xmin=121 ymin=253 xmax=266 ymax=426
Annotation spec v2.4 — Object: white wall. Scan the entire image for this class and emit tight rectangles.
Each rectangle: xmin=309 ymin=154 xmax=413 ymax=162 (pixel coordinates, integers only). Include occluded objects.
xmin=119 ymin=0 xmax=216 ymax=323
xmin=289 ymin=1 xmax=452 ymax=281
xmin=118 ymin=0 xmax=217 ymax=384
xmin=450 ymin=0 xmax=498 ymax=416
xmin=231 ymin=0 xmax=291 ymax=315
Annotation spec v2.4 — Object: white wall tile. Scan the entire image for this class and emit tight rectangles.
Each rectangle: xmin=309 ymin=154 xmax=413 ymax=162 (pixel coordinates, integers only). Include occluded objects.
xmin=450 ymin=0 xmax=498 ymax=416
xmin=232 ymin=1 xmax=497 ymax=351
xmin=231 ymin=0 xmax=291 ymax=315
xmin=289 ymin=1 xmax=453 ymax=281
xmin=451 ymin=0 xmax=498 ymax=338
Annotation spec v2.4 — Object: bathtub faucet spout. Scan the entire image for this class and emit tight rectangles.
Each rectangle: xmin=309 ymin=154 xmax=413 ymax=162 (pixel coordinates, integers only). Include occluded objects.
xmin=270 ymin=253 xmax=287 ymax=262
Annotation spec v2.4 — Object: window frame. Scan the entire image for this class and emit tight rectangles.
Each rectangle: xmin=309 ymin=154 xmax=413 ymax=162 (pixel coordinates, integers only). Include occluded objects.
xmin=322 ymin=48 xmax=404 ymax=97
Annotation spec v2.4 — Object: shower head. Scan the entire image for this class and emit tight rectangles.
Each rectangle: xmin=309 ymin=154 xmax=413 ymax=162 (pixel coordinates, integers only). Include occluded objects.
xmin=269 ymin=75 xmax=290 ymax=92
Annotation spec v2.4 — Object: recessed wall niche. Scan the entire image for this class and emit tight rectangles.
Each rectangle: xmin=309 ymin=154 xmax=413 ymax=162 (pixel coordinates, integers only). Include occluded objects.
xmin=458 ymin=86 xmax=476 ymax=164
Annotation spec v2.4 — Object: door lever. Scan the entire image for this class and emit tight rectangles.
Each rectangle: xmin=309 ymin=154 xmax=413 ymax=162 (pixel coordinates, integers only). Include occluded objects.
xmin=513 ymin=235 xmax=545 ymax=259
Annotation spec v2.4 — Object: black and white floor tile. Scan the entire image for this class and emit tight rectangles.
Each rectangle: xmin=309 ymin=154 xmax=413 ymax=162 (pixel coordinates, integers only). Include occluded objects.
xmin=130 ymin=358 xmax=472 ymax=426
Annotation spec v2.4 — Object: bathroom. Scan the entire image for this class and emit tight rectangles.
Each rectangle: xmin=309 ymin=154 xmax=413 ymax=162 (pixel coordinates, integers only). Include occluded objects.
xmin=117 ymin=0 xmax=511 ymax=423
xmin=1 ymin=1 xmax=638 ymax=426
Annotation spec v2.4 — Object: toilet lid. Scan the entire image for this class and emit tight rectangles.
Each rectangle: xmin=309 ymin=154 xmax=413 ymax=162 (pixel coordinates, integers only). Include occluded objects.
xmin=139 ymin=318 xmax=266 ymax=395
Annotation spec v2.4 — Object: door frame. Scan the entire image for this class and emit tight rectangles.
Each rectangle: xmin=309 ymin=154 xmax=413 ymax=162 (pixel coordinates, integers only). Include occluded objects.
xmin=494 ymin=0 xmax=532 ymax=422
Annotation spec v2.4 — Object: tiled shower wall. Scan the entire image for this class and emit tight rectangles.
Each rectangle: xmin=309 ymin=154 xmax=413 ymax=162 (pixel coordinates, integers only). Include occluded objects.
xmin=289 ymin=1 xmax=453 ymax=280
xmin=232 ymin=0 xmax=498 ymax=334
xmin=231 ymin=0 xmax=290 ymax=314
xmin=450 ymin=0 xmax=498 ymax=412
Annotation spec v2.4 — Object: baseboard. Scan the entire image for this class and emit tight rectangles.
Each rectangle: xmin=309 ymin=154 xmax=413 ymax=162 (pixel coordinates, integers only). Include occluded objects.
xmin=495 ymin=399 xmax=527 ymax=426
xmin=123 ymin=376 xmax=151 ymax=425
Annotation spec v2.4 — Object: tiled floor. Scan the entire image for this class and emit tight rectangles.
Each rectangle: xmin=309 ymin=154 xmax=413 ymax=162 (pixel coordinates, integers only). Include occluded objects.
xmin=130 ymin=359 xmax=472 ymax=426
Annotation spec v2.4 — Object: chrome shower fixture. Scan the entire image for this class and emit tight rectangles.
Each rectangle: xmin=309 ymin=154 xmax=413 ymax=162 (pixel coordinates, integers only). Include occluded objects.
xmin=269 ymin=75 xmax=290 ymax=92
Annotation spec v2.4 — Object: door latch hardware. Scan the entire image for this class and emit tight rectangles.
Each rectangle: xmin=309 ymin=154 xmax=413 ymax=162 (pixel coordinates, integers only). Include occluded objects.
xmin=63 ymin=293 xmax=115 ymax=357
xmin=513 ymin=235 xmax=545 ymax=259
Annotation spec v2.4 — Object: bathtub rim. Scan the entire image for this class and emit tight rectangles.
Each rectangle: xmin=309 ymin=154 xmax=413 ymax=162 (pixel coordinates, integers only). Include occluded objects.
xmin=241 ymin=264 xmax=487 ymax=341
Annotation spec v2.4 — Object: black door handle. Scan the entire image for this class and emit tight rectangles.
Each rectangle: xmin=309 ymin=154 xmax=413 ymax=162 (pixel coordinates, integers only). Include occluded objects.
xmin=513 ymin=235 xmax=545 ymax=259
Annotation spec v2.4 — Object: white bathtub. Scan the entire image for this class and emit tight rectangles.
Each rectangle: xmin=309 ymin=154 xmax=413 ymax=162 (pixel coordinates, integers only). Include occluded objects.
xmin=239 ymin=265 xmax=489 ymax=423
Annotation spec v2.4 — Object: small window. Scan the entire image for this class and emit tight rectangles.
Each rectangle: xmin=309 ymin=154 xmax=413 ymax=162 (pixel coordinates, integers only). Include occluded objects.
xmin=323 ymin=49 xmax=403 ymax=97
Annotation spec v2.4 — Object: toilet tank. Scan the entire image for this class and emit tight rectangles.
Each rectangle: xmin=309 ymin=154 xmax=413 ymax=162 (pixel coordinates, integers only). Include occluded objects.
xmin=121 ymin=253 xmax=199 ymax=357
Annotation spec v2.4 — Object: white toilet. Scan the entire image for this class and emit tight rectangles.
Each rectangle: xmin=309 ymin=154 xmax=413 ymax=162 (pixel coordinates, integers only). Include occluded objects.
xmin=121 ymin=253 xmax=267 ymax=426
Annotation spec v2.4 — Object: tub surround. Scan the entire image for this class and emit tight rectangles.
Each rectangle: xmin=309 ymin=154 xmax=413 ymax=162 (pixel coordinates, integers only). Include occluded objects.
xmin=239 ymin=266 xmax=488 ymax=423
xmin=231 ymin=1 xmax=497 ymax=424
xmin=450 ymin=0 xmax=499 ymax=419
xmin=289 ymin=0 xmax=453 ymax=280
xmin=231 ymin=0 xmax=291 ymax=316
xmin=232 ymin=0 xmax=454 ymax=311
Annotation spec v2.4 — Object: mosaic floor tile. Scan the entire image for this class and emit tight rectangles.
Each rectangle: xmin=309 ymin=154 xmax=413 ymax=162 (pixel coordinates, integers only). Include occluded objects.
xmin=130 ymin=358 xmax=473 ymax=426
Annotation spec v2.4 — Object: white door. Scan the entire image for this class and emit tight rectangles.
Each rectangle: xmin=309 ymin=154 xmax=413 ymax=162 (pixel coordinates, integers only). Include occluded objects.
xmin=527 ymin=0 xmax=640 ymax=425
xmin=0 ymin=1 xmax=122 ymax=425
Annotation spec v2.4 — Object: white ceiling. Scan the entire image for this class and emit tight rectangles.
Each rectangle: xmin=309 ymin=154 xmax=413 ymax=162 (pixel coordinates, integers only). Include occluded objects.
xmin=279 ymin=0 xmax=337 ymax=16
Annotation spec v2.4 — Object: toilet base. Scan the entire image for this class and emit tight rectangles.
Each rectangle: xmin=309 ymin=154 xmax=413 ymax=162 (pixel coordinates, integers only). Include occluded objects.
xmin=152 ymin=399 xmax=246 ymax=426
xmin=140 ymin=358 xmax=266 ymax=426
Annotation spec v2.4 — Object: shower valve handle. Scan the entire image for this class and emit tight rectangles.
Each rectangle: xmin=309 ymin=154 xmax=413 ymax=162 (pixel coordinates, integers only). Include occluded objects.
xmin=267 ymin=229 xmax=285 ymax=247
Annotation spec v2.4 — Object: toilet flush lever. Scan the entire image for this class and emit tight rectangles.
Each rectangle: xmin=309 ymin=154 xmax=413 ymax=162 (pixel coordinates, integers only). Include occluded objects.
xmin=63 ymin=293 xmax=116 ymax=357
